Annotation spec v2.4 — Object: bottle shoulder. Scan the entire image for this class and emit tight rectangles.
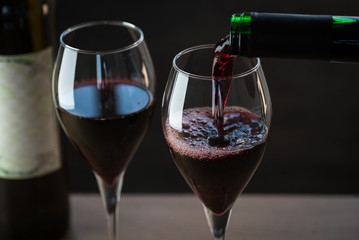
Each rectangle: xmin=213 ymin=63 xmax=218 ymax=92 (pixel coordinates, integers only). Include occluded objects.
xmin=0 ymin=0 xmax=52 ymax=55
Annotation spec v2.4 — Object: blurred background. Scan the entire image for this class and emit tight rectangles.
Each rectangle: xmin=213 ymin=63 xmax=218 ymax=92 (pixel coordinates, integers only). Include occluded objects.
xmin=55 ymin=0 xmax=359 ymax=194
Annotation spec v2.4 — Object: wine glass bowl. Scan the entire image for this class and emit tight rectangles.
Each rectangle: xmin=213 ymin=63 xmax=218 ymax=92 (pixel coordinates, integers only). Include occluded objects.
xmin=52 ymin=21 xmax=155 ymax=240
xmin=162 ymin=45 xmax=271 ymax=239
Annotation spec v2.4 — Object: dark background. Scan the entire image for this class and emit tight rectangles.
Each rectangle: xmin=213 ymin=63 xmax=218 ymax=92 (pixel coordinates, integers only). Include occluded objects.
xmin=55 ymin=0 xmax=359 ymax=194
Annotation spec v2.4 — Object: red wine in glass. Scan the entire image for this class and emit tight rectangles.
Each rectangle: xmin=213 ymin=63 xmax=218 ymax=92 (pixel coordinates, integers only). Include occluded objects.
xmin=57 ymin=79 xmax=154 ymax=186
xmin=165 ymin=106 xmax=268 ymax=214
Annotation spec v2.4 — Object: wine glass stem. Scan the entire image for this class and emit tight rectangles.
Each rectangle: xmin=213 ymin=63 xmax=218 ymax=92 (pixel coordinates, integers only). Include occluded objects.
xmin=204 ymin=207 xmax=232 ymax=240
xmin=95 ymin=171 xmax=125 ymax=240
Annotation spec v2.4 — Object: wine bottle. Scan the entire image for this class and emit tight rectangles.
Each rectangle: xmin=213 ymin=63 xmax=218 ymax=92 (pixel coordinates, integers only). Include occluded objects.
xmin=0 ymin=0 xmax=69 ymax=239
xmin=230 ymin=12 xmax=359 ymax=62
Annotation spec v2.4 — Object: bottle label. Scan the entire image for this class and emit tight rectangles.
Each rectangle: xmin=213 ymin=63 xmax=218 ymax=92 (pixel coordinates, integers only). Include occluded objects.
xmin=0 ymin=47 xmax=61 ymax=179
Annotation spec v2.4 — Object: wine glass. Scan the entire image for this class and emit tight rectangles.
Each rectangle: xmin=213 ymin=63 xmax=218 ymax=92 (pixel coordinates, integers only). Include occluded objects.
xmin=52 ymin=21 xmax=155 ymax=240
xmin=161 ymin=44 xmax=271 ymax=239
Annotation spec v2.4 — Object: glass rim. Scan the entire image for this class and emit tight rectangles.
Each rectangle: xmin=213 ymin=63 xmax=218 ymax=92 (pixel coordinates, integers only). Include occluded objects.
xmin=173 ymin=44 xmax=261 ymax=80
xmin=59 ymin=21 xmax=144 ymax=54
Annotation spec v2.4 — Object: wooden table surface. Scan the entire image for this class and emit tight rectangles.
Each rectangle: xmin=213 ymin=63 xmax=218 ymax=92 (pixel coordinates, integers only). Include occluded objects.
xmin=63 ymin=194 xmax=359 ymax=240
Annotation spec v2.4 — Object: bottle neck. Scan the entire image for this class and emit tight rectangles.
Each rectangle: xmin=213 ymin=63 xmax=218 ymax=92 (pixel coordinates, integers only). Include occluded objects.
xmin=230 ymin=12 xmax=359 ymax=62
xmin=230 ymin=12 xmax=251 ymax=56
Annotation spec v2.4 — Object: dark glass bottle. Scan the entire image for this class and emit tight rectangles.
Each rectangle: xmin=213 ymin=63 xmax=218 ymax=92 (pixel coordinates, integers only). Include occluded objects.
xmin=230 ymin=12 xmax=359 ymax=62
xmin=0 ymin=0 xmax=69 ymax=239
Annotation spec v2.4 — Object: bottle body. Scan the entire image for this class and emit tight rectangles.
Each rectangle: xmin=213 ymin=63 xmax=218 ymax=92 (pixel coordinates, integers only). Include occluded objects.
xmin=230 ymin=12 xmax=359 ymax=62
xmin=0 ymin=0 xmax=69 ymax=239
xmin=0 ymin=172 xmax=69 ymax=239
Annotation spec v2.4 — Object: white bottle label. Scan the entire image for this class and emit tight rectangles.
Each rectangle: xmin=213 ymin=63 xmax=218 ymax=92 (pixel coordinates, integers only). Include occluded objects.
xmin=0 ymin=47 xmax=61 ymax=179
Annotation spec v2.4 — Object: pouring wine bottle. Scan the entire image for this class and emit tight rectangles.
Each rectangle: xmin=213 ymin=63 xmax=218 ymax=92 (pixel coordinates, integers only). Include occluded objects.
xmin=0 ymin=0 xmax=69 ymax=239
xmin=230 ymin=12 xmax=359 ymax=62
